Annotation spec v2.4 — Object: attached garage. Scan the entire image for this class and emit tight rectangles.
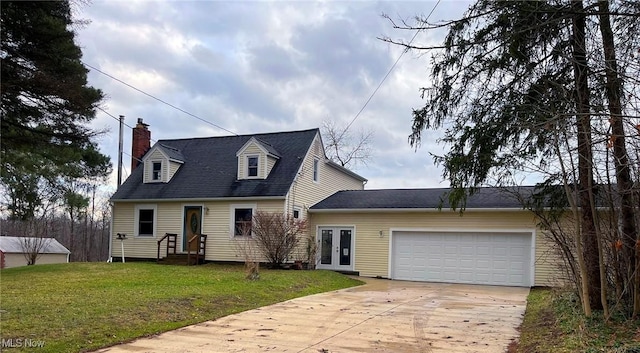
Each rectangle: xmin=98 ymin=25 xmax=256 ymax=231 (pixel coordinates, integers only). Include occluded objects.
xmin=391 ymin=231 xmax=534 ymax=287
xmin=309 ymin=187 xmax=561 ymax=287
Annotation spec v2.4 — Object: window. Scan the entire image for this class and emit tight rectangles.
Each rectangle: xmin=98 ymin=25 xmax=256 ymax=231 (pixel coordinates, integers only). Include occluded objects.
xmin=152 ymin=162 xmax=162 ymax=181
xmin=234 ymin=208 xmax=253 ymax=236
xmin=313 ymin=158 xmax=319 ymax=182
xmin=247 ymin=156 xmax=258 ymax=177
xmin=293 ymin=206 xmax=301 ymax=219
xmin=135 ymin=205 xmax=157 ymax=237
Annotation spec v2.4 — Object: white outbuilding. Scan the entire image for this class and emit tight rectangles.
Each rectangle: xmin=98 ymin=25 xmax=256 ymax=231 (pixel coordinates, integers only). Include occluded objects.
xmin=0 ymin=236 xmax=70 ymax=268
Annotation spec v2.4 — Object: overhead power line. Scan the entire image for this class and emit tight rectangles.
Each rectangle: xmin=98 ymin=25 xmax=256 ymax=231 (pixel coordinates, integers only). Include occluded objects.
xmin=342 ymin=0 xmax=442 ymax=135
xmin=84 ymin=62 xmax=238 ymax=136
xmin=97 ymin=106 xmax=151 ymax=165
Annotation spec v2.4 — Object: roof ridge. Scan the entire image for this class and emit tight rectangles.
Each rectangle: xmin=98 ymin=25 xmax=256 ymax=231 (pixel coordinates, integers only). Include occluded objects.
xmin=158 ymin=143 xmax=181 ymax=151
xmin=157 ymin=128 xmax=319 ymax=143
xmin=254 ymin=137 xmax=274 ymax=147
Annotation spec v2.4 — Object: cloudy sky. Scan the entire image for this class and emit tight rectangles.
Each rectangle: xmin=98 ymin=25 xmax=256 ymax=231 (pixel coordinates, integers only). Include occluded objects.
xmin=75 ymin=0 xmax=472 ymax=194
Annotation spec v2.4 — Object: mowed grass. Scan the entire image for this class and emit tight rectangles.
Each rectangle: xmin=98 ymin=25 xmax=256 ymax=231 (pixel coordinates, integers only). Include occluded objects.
xmin=514 ymin=288 xmax=640 ymax=353
xmin=0 ymin=262 xmax=363 ymax=353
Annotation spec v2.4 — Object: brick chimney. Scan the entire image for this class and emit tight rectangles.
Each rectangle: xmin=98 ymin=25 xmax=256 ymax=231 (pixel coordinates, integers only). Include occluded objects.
xmin=131 ymin=118 xmax=150 ymax=171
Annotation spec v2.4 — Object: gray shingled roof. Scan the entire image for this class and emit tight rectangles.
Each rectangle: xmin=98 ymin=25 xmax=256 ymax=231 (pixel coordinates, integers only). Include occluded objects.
xmin=112 ymin=129 xmax=320 ymax=200
xmin=310 ymin=187 xmax=535 ymax=210
xmin=157 ymin=144 xmax=185 ymax=162
xmin=0 ymin=236 xmax=70 ymax=254
xmin=254 ymin=138 xmax=281 ymax=157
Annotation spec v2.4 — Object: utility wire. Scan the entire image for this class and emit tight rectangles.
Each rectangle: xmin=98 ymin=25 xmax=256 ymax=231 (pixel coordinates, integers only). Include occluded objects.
xmin=97 ymin=106 xmax=150 ymax=164
xmin=98 ymin=106 xmax=157 ymax=144
xmin=341 ymin=0 xmax=442 ymax=136
xmin=84 ymin=62 xmax=238 ymax=136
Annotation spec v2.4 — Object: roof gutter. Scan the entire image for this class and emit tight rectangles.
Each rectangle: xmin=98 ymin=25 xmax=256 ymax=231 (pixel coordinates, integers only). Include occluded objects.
xmin=107 ymin=201 xmax=114 ymax=262
xmin=308 ymin=207 xmax=528 ymax=213
xmin=308 ymin=206 xmax=622 ymax=213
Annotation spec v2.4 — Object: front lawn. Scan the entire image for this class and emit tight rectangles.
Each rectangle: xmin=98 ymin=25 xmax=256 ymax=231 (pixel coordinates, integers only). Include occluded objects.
xmin=0 ymin=262 xmax=362 ymax=352
xmin=514 ymin=288 xmax=640 ymax=353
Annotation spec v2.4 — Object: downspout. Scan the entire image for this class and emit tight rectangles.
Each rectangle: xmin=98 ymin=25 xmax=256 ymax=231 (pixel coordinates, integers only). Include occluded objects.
xmin=284 ymin=185 xmax=291 ymax=215
xmin=107 ymin=201 xmax=114 ymax=262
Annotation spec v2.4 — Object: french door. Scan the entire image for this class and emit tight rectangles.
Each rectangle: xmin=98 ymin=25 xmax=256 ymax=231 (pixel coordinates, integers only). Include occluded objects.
xmin=317 ymin=227 xmax=354 ymax=271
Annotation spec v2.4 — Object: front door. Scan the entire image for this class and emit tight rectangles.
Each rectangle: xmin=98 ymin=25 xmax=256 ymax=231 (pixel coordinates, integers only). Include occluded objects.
xmin=317 ymin=227 xmax=353 ymax=271
xmin=183 ymin=206 xmax=202 ymax=252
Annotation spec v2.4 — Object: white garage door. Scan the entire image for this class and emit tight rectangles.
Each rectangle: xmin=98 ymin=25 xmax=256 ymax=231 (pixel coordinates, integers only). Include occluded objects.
xmin=391 ymin=231 xmax=532 ymax=287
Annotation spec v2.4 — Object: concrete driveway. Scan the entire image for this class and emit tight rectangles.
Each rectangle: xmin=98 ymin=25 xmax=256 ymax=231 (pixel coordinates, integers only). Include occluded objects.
xmin=95 ymin=278 xmax=529 ymax=353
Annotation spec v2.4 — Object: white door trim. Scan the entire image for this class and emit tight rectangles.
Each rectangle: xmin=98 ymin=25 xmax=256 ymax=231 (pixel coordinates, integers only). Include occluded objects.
xmin=316 ymin=225 xmax=355 ymax=271
xmin=389 ymin=228 xmax=536 ymax=287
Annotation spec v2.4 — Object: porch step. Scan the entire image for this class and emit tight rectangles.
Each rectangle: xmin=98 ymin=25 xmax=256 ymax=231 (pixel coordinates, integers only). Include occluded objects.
xmin=158 ymin=254 xmax=201 ymax=266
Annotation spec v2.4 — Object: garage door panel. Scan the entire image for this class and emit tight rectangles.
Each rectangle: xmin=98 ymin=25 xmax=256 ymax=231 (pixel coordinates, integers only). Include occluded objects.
xmin=459 ymin=259 xmax=474 ymax=268
xmin=476 ymin=259 xmax=491 ymax=269
xmin=460 ymin=246 xmax=474 ymax=256
xmin=392 ymin=231 xmax=532 ymax=287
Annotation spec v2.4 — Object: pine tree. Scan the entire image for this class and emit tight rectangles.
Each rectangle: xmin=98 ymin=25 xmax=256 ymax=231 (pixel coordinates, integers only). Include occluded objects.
xmin=1 ymin=1 xmax=111 ymax=219
xmin=384 ymin=0 xmax=640 ymax=315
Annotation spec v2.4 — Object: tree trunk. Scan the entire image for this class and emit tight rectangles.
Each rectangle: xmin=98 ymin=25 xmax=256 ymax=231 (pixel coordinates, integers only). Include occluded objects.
xmin=597 ymin=0 xmax=639 ymax=316
xmin=571 ymin=0 xmax=601 ymax=312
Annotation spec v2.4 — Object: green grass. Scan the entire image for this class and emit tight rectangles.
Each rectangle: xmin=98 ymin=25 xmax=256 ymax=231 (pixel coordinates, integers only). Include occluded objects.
xmin=515 ymin=288 xmax=640 ymax=353
xmin=0 ymin=262 xmax=363 ymax=352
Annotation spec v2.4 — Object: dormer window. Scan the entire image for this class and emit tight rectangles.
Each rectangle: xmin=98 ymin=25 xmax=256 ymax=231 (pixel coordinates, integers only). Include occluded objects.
xmin=247 ymin=156 xmax=258 ymax=177
xmin=152 ymin=162 xmax=162 ymax=181
xmin=236 ymin=137 xmax=280 ymax=180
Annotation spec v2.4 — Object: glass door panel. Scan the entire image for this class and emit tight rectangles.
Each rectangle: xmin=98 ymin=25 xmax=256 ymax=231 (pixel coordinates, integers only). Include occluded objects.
xmin=339 ymin=230 xmax=351 ymax=266
xmin=320 ymin=229 xmax=333 ymax=265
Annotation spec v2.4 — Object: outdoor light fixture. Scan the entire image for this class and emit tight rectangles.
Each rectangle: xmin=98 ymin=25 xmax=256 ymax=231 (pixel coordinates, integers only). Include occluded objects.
xmin=379 ymin=230 xmax=384 ymax=238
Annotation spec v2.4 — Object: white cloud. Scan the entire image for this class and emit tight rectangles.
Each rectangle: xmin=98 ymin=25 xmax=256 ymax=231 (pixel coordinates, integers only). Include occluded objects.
xmin=76 ymin=0 xmax=474 ymax=192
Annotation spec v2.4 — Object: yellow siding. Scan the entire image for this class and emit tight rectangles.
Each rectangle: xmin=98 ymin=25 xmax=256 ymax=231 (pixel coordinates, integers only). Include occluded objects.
xmin=237 ymin=143 xmax=265 ymax=179
xmin=168 ymin=160 xmax=181 ymax=180
xmin=202 ymin=199 xmax=284 ymax=262
xmin=112 ymin=200 xmax=285 ymax=262
xmin=111 ymin=202 xmax=183 ymax=259
xmin=308 ymin=210 xmax=558 ymax=286
xmin=266 ymin=156 xmax=277 ymax=176
xmin=143 ymin=149 xmax=168 ymax=183
xmin=287 ymin=134 xmax=364 ymax=220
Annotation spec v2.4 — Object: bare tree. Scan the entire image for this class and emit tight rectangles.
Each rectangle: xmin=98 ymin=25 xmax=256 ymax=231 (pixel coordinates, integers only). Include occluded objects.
xmin=20 ymin=235 xmax=47 ymax=265
xmin=14 ymin=217 xmax=49 ymax=265
xmin=322 ymin=120 xmax=373 ymax=168
xmin=234 ymin=221 xmax=260 ymax=280
xmin=251 ymin=211 xmax=307 ymax=268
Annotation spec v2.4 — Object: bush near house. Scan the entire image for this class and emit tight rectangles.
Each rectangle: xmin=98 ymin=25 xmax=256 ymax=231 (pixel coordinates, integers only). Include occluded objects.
xmin=251 ymin=211 xmax=308 ymax=268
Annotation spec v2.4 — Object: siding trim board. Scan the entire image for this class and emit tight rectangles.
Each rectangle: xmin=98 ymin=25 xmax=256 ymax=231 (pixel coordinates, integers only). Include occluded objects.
xmin=229 ymin=203 xmax=257 ymax=238
xmin=134 ymin=204 xmax=158 ymax=238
